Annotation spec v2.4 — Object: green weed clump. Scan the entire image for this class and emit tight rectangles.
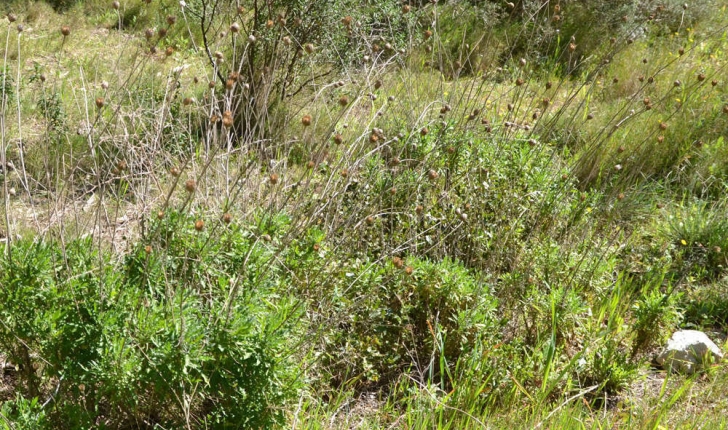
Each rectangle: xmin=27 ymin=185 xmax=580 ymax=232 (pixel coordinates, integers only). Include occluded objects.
xmin=0 ymin=218 xmax=299 ymax=427
xmin=0 ymin=0 xmax=728 ymax=428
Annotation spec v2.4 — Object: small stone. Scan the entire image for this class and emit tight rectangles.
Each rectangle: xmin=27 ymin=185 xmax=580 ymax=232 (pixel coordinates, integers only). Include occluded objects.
xmin=656 ymin=330 xmax=724 ymax=374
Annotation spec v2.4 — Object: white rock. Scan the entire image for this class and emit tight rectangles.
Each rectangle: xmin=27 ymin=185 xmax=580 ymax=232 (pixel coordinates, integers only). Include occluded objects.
xmin=656 ymin=330 xmax=724 ymax=374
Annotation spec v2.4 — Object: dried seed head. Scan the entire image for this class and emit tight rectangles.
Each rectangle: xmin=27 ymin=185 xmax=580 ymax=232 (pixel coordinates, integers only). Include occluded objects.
xmin=427 ymin=169 xmax=438 ymax=180
xmin=307 ymin=160 xmax=315 ymax=169
xmin=424 ymin=29 xmax=432 ymax=39
xmin=145 ymin=28 xmax=155 ymax=39
xmin=182 ymin=97 xmax=193 ymax=106
xmin=170 ymin=167 xmax=180 ymax=176
xmin=304 ymin=43 xmax=315 ymax=54
xmin=697 ymin=73 xmax=706 ymax=82
xmin=165 ymin=46 xmax=174 ymax=56
xmin=374 ymin=80 xmax=382 ymax=89
xmin=226 ymin=79 xmax=235 ymax=89
xmin=101 ymin=80 xmax=109 ymax=89
xmin=61 ymin=26 xmax=71 ymax=37
xmin=158 ymin=28 xmax=167 ymax=37
xmin=266 ymin=19 xmax=274 ymax=29
xmin=338 ymin=95 xmax=349 ymax=106
xmin=269 ymin=173 xmax=279 ymax=184
xmin=248 ymin=34 xmax=256 ymax=43
xmin=333 ymin=133 xmax=343 ymax=144
xmin=144 ymin=245 xmax=152 ymax=254
xmin=230 ymin=22 xmax=240 ymax=33
xmin=674 ymin=80 xmax=681 ymax=87
xmin=301 ymin=115 xmax=312 ymax=126
xmin=340 ymin=169 xmax=348 ymax=178
xmin=515 ymin=78 xmax=524 ymax=86
xmin=16 ymin=24 xmax=24 ymax=33
xmin=194 ymin=219 xmax=205 ymax=231
xmin=657 ymin=135 xmax=664 ymax=143
xmin=618 ymin=145 xmax=625 ymax=153
xmin=568 ymin=42 xmax=576 ymax=52
xmin=648 ymin=76 xmax=654 ymax=84
xmin=222 ymin=213 xmax=232 ymax=224
xmin=365 ymin=216 xmax=374 ymax=225
xmin=237 ymin=6 xmax=245 ymax=14
xmin=723 ymin=105 xmax=728 ymax=115
xmin=342 ymin=16 xmax=353 ymax=27
xmin=390 ymin=157 xmax=400 ymax=167
xmin=404 ymin=266 xmax=413 ymax=275
xmin=507 ymin=103 xmax=514 ymax=111
xmin=613 ymin=77 xmax=619 ymax=84
xmin=638 ymin=75 xmax=645 ymax=82
xmin=545 ymin=81 xmax=552 ymax=89
xmin=678 ymin=48 xmax=685 ymax=55
xmin=222 ymin=111 xmax=234 ymax=128
xmin=95 ymin=97 xmax=105 ymax=109
xmin=415 ymin=205 xmax=424 ymax=214
xmin=166 ymin=15 xmax=176 ymax=25
xmin=614 ymin=164 xmax=622 ymax=171
xmin=542 ymin=98 xmax=550 ymax=107
xmin=420 ymin=127 xmax=428 ymax=136
xmin=401 ymin=4 xmax=411 ymax=13
xmin=282 ymin=36 xmax=291 ymax=45
xmin=392 ymin=256 xmax=404 ymax=268
xmin=7 ymin=13 xmax=17 ymax=23
xmin=185 ymin=179 xmax=196 ymax=192
xmin=617 ymin=193 xmax=625 ymax=200
xmin=712 ymin=80 xmax=718 ymax=87
xmin=659 ymin=122 xmax=668 ymax=130
xmin=389 ymin=187 xmax=396 ymax=195
xmin=157 ymin=210 xmax=165 ymax=219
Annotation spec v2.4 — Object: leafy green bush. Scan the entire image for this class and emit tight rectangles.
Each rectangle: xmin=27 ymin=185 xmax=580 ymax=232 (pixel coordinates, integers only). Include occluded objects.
xmin=316 ymin=255 xmax=499 ymax=390
xmin=0 ymin=214 xmax=300 ymax=427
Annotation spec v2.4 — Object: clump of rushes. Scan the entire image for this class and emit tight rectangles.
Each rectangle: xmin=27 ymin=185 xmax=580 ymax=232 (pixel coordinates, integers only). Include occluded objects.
xmin=194 ymin=220 xmax=205 ymax=231
xmin=301 ymin=115 xmax=312 ymax=126
xmin=185 ymin=179 xmax=196 ymax=193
